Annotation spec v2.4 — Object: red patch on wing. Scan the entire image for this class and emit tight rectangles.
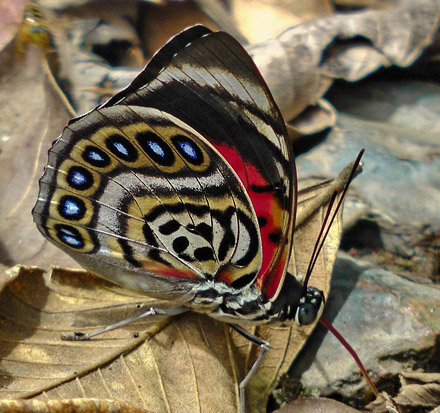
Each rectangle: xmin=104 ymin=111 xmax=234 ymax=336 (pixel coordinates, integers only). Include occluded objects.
xmin=214 ymin=144 xmax=288 ymax=297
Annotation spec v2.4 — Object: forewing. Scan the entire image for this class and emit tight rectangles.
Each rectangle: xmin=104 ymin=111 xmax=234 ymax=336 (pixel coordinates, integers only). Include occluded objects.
xmin=101 ymin=26 xmax=296 ymax=296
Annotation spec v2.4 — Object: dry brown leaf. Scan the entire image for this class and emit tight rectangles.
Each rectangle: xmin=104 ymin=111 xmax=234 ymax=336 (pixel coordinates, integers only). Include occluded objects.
xmin=365 ymin=373 xmax=440 ymax=412
xmin=139 ymin=1 xmax=219 ymax=57
xmin=0 ymin=1 xmax=28 ymax=58
xmin=396 ymin=372 xmax=440 ymax=409
xmin=248 ymin=0 xmax=440 ymax=133
xmin=194 ymin=0 xmax=334 ymax=44
xmin=0 ymin=4 xmax=89 ymax=271
xmin=0 ymin=163 xmax=356 ymax=412
xmin=364 ymin=391 xmax=401 ymax=413
xmin=0 ymin=265 xmax=239 ymax=412
xmin=0 ymin=34 xmax=78 ymax=269
xmin=229 ymin=0 xmax=334 ymax=43
xmin=288 ymin=99 xmax=338 ymax=135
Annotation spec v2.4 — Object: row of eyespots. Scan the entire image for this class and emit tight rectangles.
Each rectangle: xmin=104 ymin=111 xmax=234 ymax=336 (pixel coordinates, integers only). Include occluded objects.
xmin=137 ymin=131 xmax=205 ymax=166
xmin=49 ymin=191 xmax=96 ymax=250
xmin=78 ymin=132 xmax=205 ymax=169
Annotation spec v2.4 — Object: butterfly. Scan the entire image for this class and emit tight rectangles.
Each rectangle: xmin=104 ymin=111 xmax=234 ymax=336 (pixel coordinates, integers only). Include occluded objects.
xmin=32 ymin=25 xmax=358 ymax=411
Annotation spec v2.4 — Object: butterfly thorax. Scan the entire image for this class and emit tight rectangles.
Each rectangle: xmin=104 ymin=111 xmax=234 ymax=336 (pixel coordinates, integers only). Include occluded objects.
xmin=189 ymin=274 xmax=324 ymax=327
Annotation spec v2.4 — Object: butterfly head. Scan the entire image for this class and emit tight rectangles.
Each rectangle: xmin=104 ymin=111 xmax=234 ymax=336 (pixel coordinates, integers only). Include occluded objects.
xmin=295 ymin=286 xmax=325 ymax=326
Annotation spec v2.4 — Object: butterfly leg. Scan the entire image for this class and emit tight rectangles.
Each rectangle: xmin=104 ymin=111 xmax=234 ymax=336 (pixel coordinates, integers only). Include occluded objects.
xmin=229 ymin=324 xmax=270 ymax=413
xmin=61 ymin=305 xmax=188 ymax=341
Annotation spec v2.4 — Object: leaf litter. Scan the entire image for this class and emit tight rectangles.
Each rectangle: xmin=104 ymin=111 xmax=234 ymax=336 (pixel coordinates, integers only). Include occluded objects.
xmin=1 ymin=0 xmax=440 ymax=412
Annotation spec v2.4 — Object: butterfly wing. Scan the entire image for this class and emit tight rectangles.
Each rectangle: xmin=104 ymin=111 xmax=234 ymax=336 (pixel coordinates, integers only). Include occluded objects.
xmin=101 ymin=26 xmax=297 ymax=298
xmin=33 ymin=25 xmax=296 ymax=302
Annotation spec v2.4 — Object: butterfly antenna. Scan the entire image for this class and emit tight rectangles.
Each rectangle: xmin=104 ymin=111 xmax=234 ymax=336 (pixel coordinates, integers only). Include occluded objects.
xmin=302 ymin=189 xmax=339 ymax=291
xmin=302 ymin=149 xmax=365 ymax=292
xmin=319 ymin=316 xmax=379 ymax=396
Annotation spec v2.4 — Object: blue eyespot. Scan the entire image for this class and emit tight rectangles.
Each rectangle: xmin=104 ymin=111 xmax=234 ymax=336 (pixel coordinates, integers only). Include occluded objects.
xmin=106 ymin=134 xmax=138 ymax=162
xmin=136 ymin=131 xmax=175 ymax=166
xmin=58 ymin=195 xmax=86 ymax=220
xmin=55 ymin=224 xmax=84 ymax=249
xmin=82 ymin=146 xmax=111 ymax=167
xmin=172 ymin=135 xmax=203 ymax=166
xmin=67 ymin=166 xmax=93 ymax=190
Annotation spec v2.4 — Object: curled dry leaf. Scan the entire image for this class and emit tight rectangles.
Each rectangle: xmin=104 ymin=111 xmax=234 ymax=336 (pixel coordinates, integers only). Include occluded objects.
xmin=248 ymin=0 xmax=440 ymax=133
xmin=19 ymin=1 xmax=142 ymax=115
xmin=0 ymin=163 xmax=356 ymax=412
xmin=288 ymin=99 xmax=337 ymax=136
xmin=395 ymin=372 xmax=440 ymax=410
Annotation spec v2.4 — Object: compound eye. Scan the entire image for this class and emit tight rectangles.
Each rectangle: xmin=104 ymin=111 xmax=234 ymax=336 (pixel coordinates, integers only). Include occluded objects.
xmin=296 ymin=303 xmax=319 ymax=325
